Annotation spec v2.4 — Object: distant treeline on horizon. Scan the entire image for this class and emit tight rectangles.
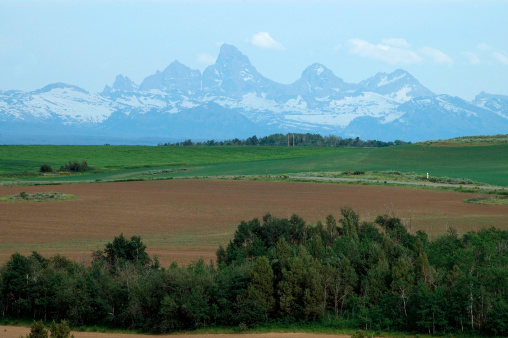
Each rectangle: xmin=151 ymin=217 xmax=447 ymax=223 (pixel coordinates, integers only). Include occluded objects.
xmin=159 ymin=133 xmax=410 ymax=148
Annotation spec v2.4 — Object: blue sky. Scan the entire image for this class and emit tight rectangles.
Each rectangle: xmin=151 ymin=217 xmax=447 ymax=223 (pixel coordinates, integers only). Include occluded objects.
xmin=1 ymin=0 xmax=507 ymax=100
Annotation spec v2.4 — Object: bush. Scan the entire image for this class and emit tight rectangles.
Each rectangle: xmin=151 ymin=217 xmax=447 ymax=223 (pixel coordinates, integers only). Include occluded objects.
xmin=21 ymin=320 xmax=74 ymax=338
xmin=350 ymin=330 xmax=368 ymax=338
xmin=50 ymin=320 xmax=74 ymax=338
xmin=39 ymin=164 xmax=53 ymax=173
xmin=26 ymin=320 xmax=48 ymax=338
xmin=59 ymin=160 xmax=93 ymax=172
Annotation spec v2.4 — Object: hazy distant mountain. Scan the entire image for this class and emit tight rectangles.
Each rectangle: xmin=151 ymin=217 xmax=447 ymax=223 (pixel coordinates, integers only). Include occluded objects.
xmin=286 ymin=63 xmax=357 ymax=100
xmin=344 ymin=95 xmax=508 ymax=141
xmin=355 ymin=69 xmax=435 ymax=99
xmin=103 ymin=75 xmax=138 ymax=93
xmin=139 ymin=60 xmax=201 ymax=93
xmin=472 ymin=91 xmax=508 ymax=119
xmin=202 ymin=44 xmax=282 ymax=98
xmin=1 ymin=43 xmax=507 ymax=145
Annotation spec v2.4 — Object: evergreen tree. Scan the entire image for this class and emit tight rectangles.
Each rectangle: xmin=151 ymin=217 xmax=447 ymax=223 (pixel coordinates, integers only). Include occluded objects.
xmin=303 ymin=259 xmax=326 ymax=320
xmin=49 ymin=320 xmax=74 ymax=338
xmin=27 ymin=320 xmax=48 ymax=338
xmin=340 ymin=207 xmax=359 ymax=240
xmin=248 ymin=256 xmax=275 ymax=319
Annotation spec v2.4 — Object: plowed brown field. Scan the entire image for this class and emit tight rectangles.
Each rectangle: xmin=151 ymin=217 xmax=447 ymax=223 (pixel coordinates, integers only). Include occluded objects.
xmin=1 ymin=180 xmax=506 ymax=266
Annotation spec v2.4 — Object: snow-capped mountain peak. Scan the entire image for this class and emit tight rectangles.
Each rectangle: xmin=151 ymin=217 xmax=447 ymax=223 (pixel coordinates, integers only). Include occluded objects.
xmin=102 ymin=75 xmax=138 ymax=94
xmin=138 ymin=60 xmax=201 ymax=93
xmin=288 ymin=63 xmax=353 ymax=97
xmin=357 ymin=69 xmax=434 ymax=100
xmin=35 ymin=83 xmax=89 ymax=95
xmin=202 ymin=43 xmax=279 ymax=98
xmin=473 ymin=91 xmax=508 ymax=118
xmin=1 ymin=44 xmax=507 ymax=144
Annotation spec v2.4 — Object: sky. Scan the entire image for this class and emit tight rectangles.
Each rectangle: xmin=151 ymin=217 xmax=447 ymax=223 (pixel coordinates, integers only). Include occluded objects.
xmin=0 ymin=0 xmax=507 ymax=100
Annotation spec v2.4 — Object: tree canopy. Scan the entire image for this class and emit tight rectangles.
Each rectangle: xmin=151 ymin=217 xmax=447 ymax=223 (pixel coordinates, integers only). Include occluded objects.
xmin=159 ymin=133 xmax=409 ymax=148
xmin=0 ymin=210 xmax=506 ymax=335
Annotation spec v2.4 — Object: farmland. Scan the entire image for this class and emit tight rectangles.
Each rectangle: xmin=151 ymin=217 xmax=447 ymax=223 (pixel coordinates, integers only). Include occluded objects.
xmin=1 ymin=179 xmax=507 ymax=266
xmin=1 ymin=141 xmax=507 ymax=336
xmin=1 ymin=143 xmax=508 ymax=186
xmin=0 ymin=142 xmax=507 ymax=265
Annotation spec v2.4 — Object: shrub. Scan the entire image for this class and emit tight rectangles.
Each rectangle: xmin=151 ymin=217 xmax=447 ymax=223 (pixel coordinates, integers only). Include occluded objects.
xmin=351 ymin=330 xmax=368 ymax=338
xmin=60 ymin=160 xmax=93 ymax=172
xmin=50 ymin=320 xmax=74 ymax=338
xmin=39 ymin=164 xmax=53 ymax=173
xmin=26 ymin=320 xmax=48 ymax=338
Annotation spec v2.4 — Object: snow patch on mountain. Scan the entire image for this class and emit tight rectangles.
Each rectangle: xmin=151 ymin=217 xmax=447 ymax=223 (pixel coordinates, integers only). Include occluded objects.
xmin=377 ymin=73 xmax=406 ymax=87
xmin=1 ymin=86 xmax=113 ymax=122
xmin=181 ymin=100 xmax=199 ymax=109
xmin=284 ymin=96 xmax=308 ymax=110
xmin=391 ymin=86 xmax=412 ymax=103
xmin=238 ymin=92 xmax=281 ymax=112
xmin=436 ymin=96 xmax=477 ymax=117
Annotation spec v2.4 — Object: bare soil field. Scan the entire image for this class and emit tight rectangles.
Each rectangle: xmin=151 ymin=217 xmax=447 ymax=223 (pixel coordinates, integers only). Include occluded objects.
xmin=0 ymin=325 xmax=351 ymax=338
xmin=0 ymin=180 xmax=506 ymax=266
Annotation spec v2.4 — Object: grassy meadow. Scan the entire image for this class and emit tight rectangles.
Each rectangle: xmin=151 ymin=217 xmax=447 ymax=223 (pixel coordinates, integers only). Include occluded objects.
xmin=0 ymin=142 xmax=507 ymax=186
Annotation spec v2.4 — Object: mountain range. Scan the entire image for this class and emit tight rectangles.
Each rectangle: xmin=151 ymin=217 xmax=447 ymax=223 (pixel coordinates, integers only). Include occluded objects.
xmin=1 ymin=43 xmax=508 ymax=145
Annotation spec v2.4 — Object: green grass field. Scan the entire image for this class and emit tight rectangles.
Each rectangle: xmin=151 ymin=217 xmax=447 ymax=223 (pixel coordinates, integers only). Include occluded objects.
xmin=1 ymin=143 xmax=507 ymax=186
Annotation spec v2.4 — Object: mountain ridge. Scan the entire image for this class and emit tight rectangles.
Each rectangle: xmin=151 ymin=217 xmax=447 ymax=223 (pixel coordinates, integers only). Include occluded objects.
xmin=1 ymin=43 xmax=507 ymax=145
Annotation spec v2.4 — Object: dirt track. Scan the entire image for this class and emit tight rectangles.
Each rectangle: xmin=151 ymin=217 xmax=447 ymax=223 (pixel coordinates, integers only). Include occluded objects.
xmin=291 ymin=175 xmax=507 ymax=190
xmin=0 ymin=326 xmax=352 ymax=338
xmin=1 ymin=179 xmax=506 ymax=266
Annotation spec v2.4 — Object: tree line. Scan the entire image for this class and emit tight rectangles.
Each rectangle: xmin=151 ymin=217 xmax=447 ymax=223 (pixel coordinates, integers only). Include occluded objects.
xmin=1 ymin=209 xmax=506 ymax=335
xmin=159 ymin=133 xmax=409 ymax=148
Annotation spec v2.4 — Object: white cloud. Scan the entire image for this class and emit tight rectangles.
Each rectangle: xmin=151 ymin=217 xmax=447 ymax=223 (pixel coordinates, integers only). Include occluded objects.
xmin=475 ymin=43 xmax=508 ymax=65
xmin=420 ymin=47 xmax=453 ymax=64
xmin=463 ymin=52 xmax=480 ymax=65
xmin=348 ymin=38 xmax=422 ymax=64
xmin=493 ymin=52 xmax=508 ymax=65
xmin=477 ymin=43 xmax=491 ymax=51
xmin=381 ymin=38 xmax=410 ymax=48
xmin=349 ymin=38 xmax=458 ymax=66
xmin=251 ymin=32 xmax=284 ymax=50
xmin=198 ymin=53 xmax=215 ymax=65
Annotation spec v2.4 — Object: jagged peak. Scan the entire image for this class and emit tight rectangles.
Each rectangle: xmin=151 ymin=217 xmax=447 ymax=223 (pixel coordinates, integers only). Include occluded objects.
xmin=368 ymin=69 xmax=413 ymax=84
xmin=215 ymin=43 xmax=251 ymax=67
xmin=219 ymin=43 xmax=242 ymax=55
xmin=112 ymin=74 xmax=137 ymax=92
xmin=474 ymin=91 xmax=508 ymax=101
xmin=357 ymin=68 xmax=434 ymax=98
xmin=163 ymin=60 xmax=190 ymax=72
xmin=391 ymin=68 xmax=411 ymax=76
xmin=298 ymin=63 xmax=343 ymax=84
xmin=161 ymin=60 xmax=201 ymax=78
xmin=302 ymin=63 xmax=333 ymax=77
